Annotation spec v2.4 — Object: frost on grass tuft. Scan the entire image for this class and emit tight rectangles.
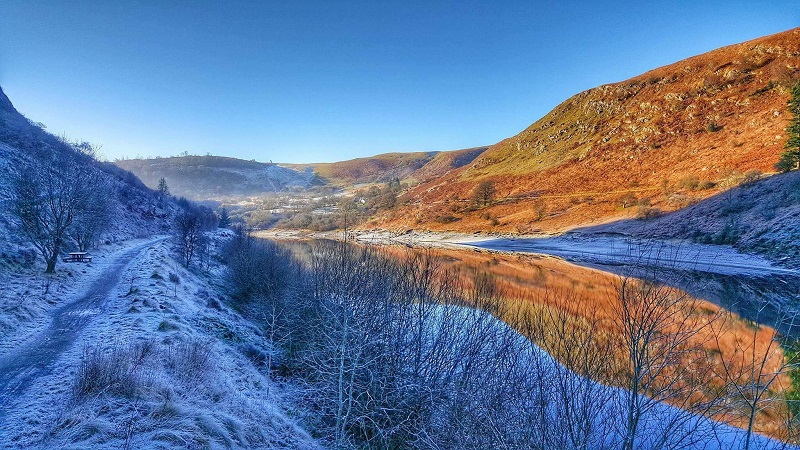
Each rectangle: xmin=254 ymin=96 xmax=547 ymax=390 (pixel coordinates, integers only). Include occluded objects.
xmin=73 ymin=341 xmax=154 ymax=400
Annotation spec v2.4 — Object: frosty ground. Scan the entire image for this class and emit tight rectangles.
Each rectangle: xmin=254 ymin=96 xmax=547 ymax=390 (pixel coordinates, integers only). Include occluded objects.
xmin=0 ymin=232 xmax=319 ymax=449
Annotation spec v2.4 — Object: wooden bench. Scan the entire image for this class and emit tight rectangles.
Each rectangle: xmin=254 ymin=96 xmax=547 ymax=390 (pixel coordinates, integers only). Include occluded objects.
xmin=63 ymin=252 xmax=93 ymax=263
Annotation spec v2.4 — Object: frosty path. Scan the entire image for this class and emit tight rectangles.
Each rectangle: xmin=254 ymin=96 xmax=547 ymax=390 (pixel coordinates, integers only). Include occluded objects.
xmin=0 ymin=238 xmax=163 ymax=421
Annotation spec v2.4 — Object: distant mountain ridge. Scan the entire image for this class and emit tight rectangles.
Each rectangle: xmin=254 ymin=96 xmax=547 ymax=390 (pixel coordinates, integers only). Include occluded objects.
xmin=115 ymin=146 xmax=488 ymax=200
xmin=115 ymin=155 xmax=322 ymax=200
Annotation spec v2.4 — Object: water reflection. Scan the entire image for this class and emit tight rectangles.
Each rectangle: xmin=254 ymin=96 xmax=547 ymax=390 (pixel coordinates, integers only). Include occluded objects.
xmin=276 ymin=238 xmax=799 ymax=335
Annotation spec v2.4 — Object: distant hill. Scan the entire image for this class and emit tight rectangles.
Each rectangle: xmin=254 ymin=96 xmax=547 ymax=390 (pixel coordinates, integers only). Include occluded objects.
xmin=115 ymin=155 xmax=322 ymax=200
xmin=285 ymin=147 xmax=487 ymax=186
xmin=404 ymin=147 xmax=488 ymax=183
xmin=281 ymin=149 xmax=472 ymax=187
xmin=286 ymin=152 xmax=438 ymax=186
xmin=116 ymin=146 xmax=487 ymax=201
xmin=373 ymin=28 xmax=800 ymax=233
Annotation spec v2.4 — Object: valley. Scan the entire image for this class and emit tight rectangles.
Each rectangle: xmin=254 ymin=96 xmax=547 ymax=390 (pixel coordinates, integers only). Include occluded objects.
xmin=1 ymin=17 xmax=799 ymax=450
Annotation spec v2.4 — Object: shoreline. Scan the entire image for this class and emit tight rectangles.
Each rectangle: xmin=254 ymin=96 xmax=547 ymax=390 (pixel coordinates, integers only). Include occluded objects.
xmin=253 ymin=228 xmax=798 ymax=278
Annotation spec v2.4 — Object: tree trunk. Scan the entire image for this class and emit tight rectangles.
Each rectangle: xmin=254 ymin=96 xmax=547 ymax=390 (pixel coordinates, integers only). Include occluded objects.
xmin=744 ymin=402 xmax=757 ymax=450
xmin=45 ymin=254 xmax=58 ymax=273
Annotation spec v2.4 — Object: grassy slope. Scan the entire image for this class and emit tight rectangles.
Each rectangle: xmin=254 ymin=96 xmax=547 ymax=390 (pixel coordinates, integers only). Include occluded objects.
xmin=407 ymin=146 xmax=488 ymax=183
xmin=374 ymin=28 xmax=800 ymax=233
xmin=286 ymin=151 xmax=439 ymax=186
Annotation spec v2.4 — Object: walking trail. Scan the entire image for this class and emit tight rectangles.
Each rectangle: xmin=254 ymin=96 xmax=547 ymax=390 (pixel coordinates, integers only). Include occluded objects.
xmin=0 ymin=238 xmax=163 ymax=421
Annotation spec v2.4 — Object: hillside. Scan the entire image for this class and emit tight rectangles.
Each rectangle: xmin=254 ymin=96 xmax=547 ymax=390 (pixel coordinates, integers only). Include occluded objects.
xmin=372 ymin=28 xmax=800 ymax=233
xmin=0 ymin=83 xmax=177 ymax=368
xmin=286 ymin=147 xmax=486 ymax=186
xmin=0 ymin=86 xmax=171 ymax=249
xmin=286 ymin=151 xmax=437 ymax=186
xmin=405 ymin=146 xmax=488 ymax=183
xmin=115 ymin=155 xmax=321 ymax=201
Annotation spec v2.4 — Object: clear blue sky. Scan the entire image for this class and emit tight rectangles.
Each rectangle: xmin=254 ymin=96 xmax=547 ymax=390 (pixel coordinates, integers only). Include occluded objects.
xmin=0 ymin=1 xmax=798 ymax=163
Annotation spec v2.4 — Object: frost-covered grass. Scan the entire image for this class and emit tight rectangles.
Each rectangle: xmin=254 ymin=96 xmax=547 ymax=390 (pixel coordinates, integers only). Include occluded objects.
xmin=0 ymin=236 xmax=170 ymax=356
xmin=0 ymin=232 xmax=320 ymax=449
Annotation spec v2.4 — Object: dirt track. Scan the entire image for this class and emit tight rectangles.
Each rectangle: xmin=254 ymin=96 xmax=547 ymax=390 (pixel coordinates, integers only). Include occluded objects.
xmin=0 ymin=238 xmax=162 ymax=421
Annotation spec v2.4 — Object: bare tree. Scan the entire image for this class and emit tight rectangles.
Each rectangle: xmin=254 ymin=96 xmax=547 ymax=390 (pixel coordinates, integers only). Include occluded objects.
xmin=173 ymin=208 xmax=206 ymax=268
xmin=611 ymin=275 xmax=719 ymax=450
xmin=710 ymin=305 xmax=800 ymax=450
xmin=512 ymin=289 xmax=617 ymax=450
xmin=70 ymin=177 xmax=112 ymax=252
xmin=10 ymin=159 xmax=94 ymax=273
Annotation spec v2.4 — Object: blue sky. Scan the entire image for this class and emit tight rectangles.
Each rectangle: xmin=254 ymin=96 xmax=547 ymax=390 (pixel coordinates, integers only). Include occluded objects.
xmin=0 ymin=1 xmax=798 ymax=163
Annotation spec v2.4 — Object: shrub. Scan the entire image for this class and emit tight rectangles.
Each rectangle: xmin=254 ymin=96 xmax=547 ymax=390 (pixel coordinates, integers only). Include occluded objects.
xmin=436 ymin=215 xmax=460 ymax=224
xmin=636 ymin=205 xmax=662 ymax=220
xmin=164 ymin=340 xmax=213 ymax=381
xmin=532 ymin=200 xmax=547 ymax=221
xmin=713 ymin=223 xmax=740 ymax=245
xmin=698 ymin=180 xmax=716 ymax=190
xmin=668 ymin=194 xmax=698 ymax=208
xmin=618 ymin=193 xmax=638 ymax=208
xmin=678 ymin=175 xmax=700 ymax=191
xmin=74 ymin=342 xmax=154 ymax=400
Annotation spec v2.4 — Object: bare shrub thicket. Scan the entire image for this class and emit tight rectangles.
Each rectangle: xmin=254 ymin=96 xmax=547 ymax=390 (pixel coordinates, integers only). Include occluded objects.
xmin=611 ymin=275 xmax=722 ymax=450
xmin=511 ymin=290 xmax=617 ymax=449
xmin=220 ymin=234 xmax=796 ymax=450
xmin=173 ymin=198 xmax=217 ymax=268
xmin=709 ymin=305 xmax=800 ymax=449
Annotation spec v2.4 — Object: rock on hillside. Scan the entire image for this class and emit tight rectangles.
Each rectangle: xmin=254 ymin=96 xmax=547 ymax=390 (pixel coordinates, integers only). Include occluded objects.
xmin=115 ymin=155 xmax=322 ymax=201
xmin=376 ymin=28 xmax=800 ymax=234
